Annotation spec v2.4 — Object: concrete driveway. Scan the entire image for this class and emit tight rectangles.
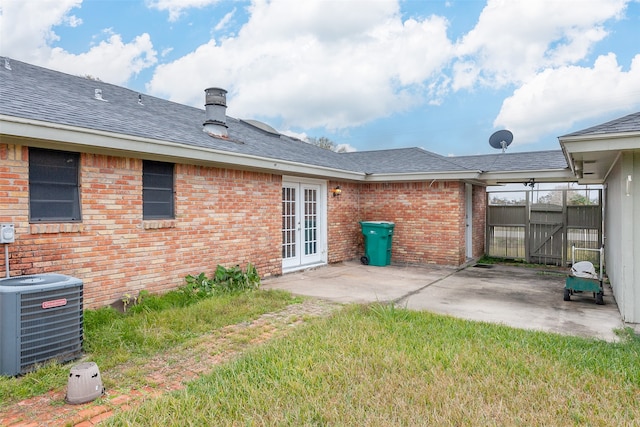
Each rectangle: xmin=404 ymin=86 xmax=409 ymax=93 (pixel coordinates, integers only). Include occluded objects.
xmin=262 ymin=260 xmax=624 ymax=342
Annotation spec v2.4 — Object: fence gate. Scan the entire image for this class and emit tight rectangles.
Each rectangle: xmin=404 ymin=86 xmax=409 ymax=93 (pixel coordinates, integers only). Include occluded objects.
xmin=486 ymin=188 xmax=602 ymax=266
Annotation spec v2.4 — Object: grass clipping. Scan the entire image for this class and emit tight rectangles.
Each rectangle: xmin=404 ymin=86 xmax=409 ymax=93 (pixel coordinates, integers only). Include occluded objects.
xmin=105 ymin=304 xmax=640 ymax=426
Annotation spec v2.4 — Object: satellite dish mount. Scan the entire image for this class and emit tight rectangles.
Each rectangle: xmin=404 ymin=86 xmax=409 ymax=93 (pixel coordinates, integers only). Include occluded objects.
xmin=489 ymin=129 xmax=513 ymax=153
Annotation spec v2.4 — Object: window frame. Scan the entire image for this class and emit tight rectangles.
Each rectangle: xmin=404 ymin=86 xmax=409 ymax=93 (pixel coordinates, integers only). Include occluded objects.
xmin=142 ymin=160 xmax=175 ymax=220
xmin=28 ymin=147 xmax=81 ymax=223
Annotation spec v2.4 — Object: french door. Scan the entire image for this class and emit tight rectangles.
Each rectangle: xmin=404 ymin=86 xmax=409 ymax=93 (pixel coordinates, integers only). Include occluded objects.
xmin=282 ymin=180 xmax=325 ymax=270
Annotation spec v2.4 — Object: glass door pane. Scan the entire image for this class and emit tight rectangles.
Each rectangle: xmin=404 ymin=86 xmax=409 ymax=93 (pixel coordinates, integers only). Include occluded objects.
xmin=304 ymin=187 xmax=318 ymax=256
xmin=282 ymin=182 xmax=323 ymax=269
xmin=282 ymin=186 xmax=297 ymax=260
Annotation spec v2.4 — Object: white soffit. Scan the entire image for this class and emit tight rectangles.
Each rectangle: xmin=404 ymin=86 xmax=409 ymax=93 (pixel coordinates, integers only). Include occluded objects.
xmin=560 ymin=132 xmax=640 ymax=183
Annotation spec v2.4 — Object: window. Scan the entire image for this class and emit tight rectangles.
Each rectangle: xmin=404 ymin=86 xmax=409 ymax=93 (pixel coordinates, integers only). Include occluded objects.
xmin=143 ymin=160 xmax=174 ymax=219
xmin=29 ymin=148 xmax=81 ymax=222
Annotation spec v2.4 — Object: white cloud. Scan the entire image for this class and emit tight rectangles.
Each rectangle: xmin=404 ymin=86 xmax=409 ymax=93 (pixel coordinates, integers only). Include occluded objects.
xmin=214 ymin=8 xmax=235 ymax=32
xmin=280 ymin=129 xmax=308 ymax=141
xmin=147 ymin=0 xmax=454 ymax=130
xmin=0 ymin=0 xmax=82 ymax=63
xmin=0 ymin=0 xmax=157 ymax=85
xmin=278 ymin=130 xmax=357 ymax=152
xmin=145 ymin=0 xmax=634 ymax=134
xmin=452 ymin=0 xmax=627 ymax=90
xmin=49 ymin=33 xmax=157 ymax=85
xmin=146 ymin=0 xmax=220 ymax=22
xmin=335 ymin=143 xmax=357 ymax=153
xmin=65 ymin=15 xmax=83 ymax=28
xmin=494 ymin=53 xmax=640 ymax=144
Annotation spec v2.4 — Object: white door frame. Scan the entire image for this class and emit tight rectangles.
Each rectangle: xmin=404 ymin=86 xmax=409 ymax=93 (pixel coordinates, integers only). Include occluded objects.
xmin=282 ymin=177 xmax=328 ymax=272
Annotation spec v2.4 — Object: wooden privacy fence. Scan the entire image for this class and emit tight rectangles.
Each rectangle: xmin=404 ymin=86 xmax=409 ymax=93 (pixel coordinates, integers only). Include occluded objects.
xmin=486 ymin=188 xmax=602 ymax=266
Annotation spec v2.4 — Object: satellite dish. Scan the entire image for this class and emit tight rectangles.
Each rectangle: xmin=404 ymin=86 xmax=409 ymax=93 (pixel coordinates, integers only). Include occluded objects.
xmin=489 ymin=129 xmax=513 ymax=152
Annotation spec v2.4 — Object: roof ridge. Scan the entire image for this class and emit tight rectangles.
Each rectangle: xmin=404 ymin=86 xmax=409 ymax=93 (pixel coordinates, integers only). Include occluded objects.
xmin=342 ymin=146 xmax=425 ymax=155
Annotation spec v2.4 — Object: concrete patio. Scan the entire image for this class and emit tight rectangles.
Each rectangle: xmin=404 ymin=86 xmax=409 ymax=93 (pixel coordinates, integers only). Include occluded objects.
xmin=262 ymin=260 xmax=625 ymax=342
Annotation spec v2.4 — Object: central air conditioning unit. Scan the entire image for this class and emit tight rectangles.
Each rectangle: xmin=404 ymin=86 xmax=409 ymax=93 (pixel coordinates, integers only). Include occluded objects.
xmin=0 ymin=274 xmax=83 ymax=376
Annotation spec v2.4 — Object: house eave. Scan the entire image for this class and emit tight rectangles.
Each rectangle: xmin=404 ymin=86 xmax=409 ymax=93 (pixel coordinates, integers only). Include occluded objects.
xmin=559 ymin=131 xmax=640 ymax=151
xmin=479 ymin=169 xmax=576 ymax=185
xmin=559 ymin=132 xmax=640 ymax=183
xmin=0 ymin=115 xmax=365 ymax=181
xmin=363 ymin=171 xmax=482 ymax=182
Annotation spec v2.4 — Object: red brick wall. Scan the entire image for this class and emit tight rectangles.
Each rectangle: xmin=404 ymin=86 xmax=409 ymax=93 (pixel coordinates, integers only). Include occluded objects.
xmin=1 ymin=142 xmax=488 ymax=308
xmin=0 ymin=144 xmax=282 ymax=308
xmin=358 ymin=181 xmax=467 ymax=265
xmin=327 ymin=180 xmax=486 ymax=265
xmin=1 ymin=145 xmax=25 ymax=274
xmin=327 ymin=181 xmax=360 ymax=263
xmin=472 ymin=185 xmax=487 ymax=258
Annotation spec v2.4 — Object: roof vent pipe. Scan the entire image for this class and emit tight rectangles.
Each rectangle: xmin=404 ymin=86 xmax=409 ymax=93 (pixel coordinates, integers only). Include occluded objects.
xmin=203 ymin=87 xmax=228 ymax=137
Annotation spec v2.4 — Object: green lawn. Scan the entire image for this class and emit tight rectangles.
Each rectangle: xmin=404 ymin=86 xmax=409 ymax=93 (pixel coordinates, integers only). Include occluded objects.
xmin=2 ymin=287 xmax=638 ymax=426
xmin=0 ymin=289 xmax=298 ymax=404
xmin=102 ymin=303 xmax=640 ymax=426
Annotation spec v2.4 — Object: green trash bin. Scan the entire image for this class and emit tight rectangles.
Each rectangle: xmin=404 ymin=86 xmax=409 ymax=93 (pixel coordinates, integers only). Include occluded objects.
xmin=359 ymin=221 xmax=395 ymax=266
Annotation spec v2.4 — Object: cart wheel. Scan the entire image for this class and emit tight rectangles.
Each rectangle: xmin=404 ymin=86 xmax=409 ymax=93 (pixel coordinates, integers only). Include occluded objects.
xmin=563 ymin=288 xmax=571 ymax=301
xmin=360 ymin=256 xmax=369 ymax=265
xmin=596 ymin=291 xmax=604 ymax=305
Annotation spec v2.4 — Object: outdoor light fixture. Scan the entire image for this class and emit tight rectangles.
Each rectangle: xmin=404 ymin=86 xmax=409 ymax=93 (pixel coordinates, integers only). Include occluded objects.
xmin=332 ymin=186 xmax=342 ymax=197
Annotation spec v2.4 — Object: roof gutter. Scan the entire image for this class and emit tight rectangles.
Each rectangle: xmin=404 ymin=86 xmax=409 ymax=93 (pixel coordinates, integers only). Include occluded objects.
xmin=362 ymin=170 xmax=482 ymax=182
xmin=0 ymin=115 xmax=365 ymax=181
xmin=560 ymin=142 xmax=578 ymax=177
xmin=560 ymin=131 xmax=640 ymax=154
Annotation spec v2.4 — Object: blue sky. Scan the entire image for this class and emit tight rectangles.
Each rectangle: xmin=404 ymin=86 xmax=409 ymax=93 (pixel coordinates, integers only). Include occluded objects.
xmin=1 ymin=0 xmax=639 ymax=155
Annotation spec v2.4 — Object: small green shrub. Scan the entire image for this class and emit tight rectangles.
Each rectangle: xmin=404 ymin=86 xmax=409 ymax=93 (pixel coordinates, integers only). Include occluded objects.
xmin=185 ymin=262 xmax=261 ymax=296
xmin=114 ymin=264 xmax=261 ymax=316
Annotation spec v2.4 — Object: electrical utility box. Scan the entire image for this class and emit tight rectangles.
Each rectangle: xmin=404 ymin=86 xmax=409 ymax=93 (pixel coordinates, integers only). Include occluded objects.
xmin=0 ymin=224 xmax=14 ymax=244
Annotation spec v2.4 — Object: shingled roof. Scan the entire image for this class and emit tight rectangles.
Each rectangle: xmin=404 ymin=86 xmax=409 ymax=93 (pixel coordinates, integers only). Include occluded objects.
xmin=0 ymin=57 xmax=360 ymax=173
xmin=342 ymin=148 xmax=473 ymax=174
xmin=0 ymin=57 xmax=569 ymax=180
xmin=562 ymin=112 xmax=640 ymax=137
xmin=448 ymin=150 xmax=568 ymax=171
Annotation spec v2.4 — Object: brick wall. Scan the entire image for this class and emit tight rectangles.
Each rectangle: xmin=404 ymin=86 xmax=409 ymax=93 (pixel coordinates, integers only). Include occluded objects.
xmin=0 ymin=145 xmax=27 ymax=233
xmin=358 ymin=181 xmax=468 ymax=265
xmin=1 ymin=142 xmax=488 ymax=308
xmin=0 ymin=144 xmax=282 ymax=308
xmin=472 ymin=185 xmax=487 ymax=258
xmin=327 ymin=181 xmax=360 ymax=263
